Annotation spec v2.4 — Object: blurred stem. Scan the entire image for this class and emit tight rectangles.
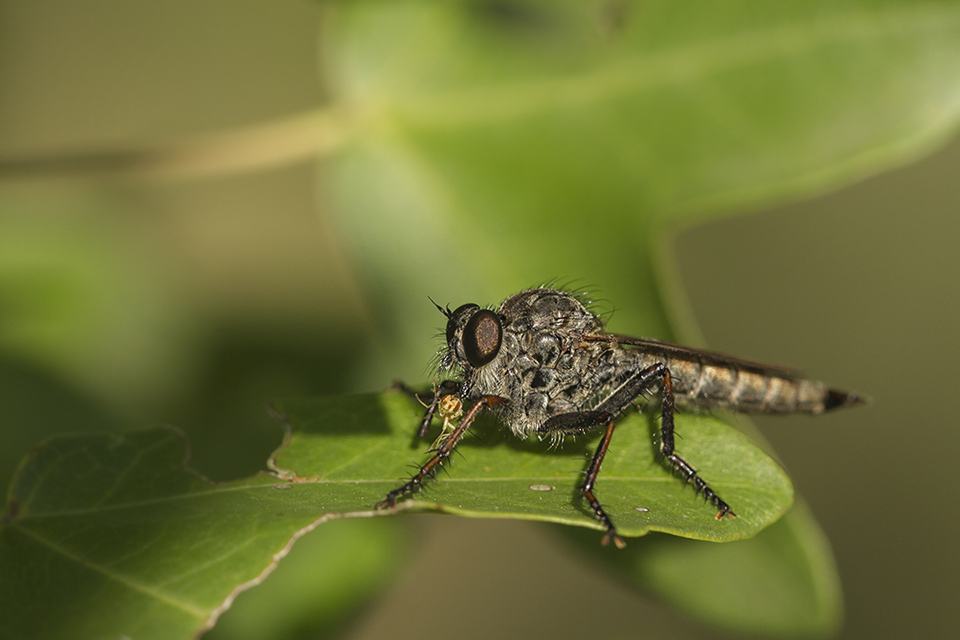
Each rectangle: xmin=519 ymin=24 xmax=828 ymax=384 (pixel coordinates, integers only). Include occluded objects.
xmin=0 ymin=106 xmax=356 ymax=181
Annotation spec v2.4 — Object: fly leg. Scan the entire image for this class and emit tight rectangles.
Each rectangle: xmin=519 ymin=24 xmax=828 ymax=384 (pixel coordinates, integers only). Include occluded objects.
xmin=376 ymin=394 xmax=505 ymax=509
xmin=538 ymin=411 xmax=623 ymax=548
xmin=540 ymin=363 xmax=735 ymax=548
xmin=655 ymin=366 xmax=735 ymax=520
xmin=594 ymin=362 xmax=734 ymax=520
xmin=537 ymin=363 xmax=682 ymax=548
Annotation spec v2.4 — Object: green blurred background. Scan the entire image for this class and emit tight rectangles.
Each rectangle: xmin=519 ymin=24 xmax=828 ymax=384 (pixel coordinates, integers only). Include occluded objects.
xmin=1 ymin=1 xmax=957 ymax=639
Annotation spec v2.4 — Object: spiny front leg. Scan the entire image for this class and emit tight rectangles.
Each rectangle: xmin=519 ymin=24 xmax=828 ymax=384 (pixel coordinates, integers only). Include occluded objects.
xmin=658 ymin=367 xmax=735 ymax=520
xmin=376 ymin=394 xmax=504 ymax=509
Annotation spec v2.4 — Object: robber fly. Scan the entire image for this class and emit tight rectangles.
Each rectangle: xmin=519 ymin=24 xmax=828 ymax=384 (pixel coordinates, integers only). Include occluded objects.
xmin=376 ymin=287 xmax=864 ymax=548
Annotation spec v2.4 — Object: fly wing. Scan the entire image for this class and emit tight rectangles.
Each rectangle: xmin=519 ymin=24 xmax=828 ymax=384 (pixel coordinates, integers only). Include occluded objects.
xmin=584 ymin=333 xmax=804 ymax=379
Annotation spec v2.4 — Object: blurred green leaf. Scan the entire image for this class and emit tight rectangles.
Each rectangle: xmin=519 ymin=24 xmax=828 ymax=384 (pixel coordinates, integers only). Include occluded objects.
xmin=326 ymin=0 xmax=960 ymax=347
xmin=0 ymin=192 xmax=200 ymax=413
xmin=560 ymin=501 xmax=842 ymax=636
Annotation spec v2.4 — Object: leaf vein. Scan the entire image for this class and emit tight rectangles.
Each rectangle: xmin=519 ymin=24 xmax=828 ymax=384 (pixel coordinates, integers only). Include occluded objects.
xmin=12 ymin=525 xmax=208 ymax=619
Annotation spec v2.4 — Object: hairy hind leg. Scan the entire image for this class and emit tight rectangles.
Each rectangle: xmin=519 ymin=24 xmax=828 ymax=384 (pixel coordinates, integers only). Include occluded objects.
xmin=539 ymin=410 xmax=624 ymax=548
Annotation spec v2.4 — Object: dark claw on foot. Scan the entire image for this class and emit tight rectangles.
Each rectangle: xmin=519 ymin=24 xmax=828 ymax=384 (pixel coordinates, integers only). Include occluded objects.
xmin=601 ymin=529 xmax=627 ymax=549
xmin=714 ymin=505 xmax=736 ymax=520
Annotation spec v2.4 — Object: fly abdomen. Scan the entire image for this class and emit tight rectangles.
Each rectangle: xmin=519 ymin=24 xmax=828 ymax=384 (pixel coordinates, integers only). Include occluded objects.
xmin=670 ymin=359 xmax=862 ymax=415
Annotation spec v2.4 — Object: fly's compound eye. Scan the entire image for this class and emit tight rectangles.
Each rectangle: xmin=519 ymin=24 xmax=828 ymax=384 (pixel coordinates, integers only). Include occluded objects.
xmin=446 ymin=303 xmax=480 ymax=345
xmin=463 ymin=309 xmax=502 ymax=367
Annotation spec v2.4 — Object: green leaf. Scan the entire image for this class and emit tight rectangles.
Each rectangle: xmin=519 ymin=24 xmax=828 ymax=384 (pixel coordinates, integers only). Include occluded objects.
xmin=271 ymin=393 xmax=791 ymax=541
xmin=0 ymin=392 xmax=789 ymax=639
xmin=0 ymin=427 xmax=404 ymax=640
xmin=202 ymin=517 xmax=404 ymax=640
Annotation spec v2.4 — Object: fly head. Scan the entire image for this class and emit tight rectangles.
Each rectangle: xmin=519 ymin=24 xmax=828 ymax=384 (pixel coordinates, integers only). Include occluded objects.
xmin=439 ymin=302 xmax=504 ymax=372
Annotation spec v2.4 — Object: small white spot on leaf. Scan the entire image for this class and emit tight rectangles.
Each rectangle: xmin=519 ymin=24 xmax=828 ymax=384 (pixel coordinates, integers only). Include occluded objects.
xmin=528 ymin=484 xmax=554 ymax=492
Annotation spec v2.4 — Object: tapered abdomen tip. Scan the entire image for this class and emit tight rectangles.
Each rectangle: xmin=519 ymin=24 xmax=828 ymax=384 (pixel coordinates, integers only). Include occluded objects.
xmin=824 ymin=389 xmax=868 ymax=411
